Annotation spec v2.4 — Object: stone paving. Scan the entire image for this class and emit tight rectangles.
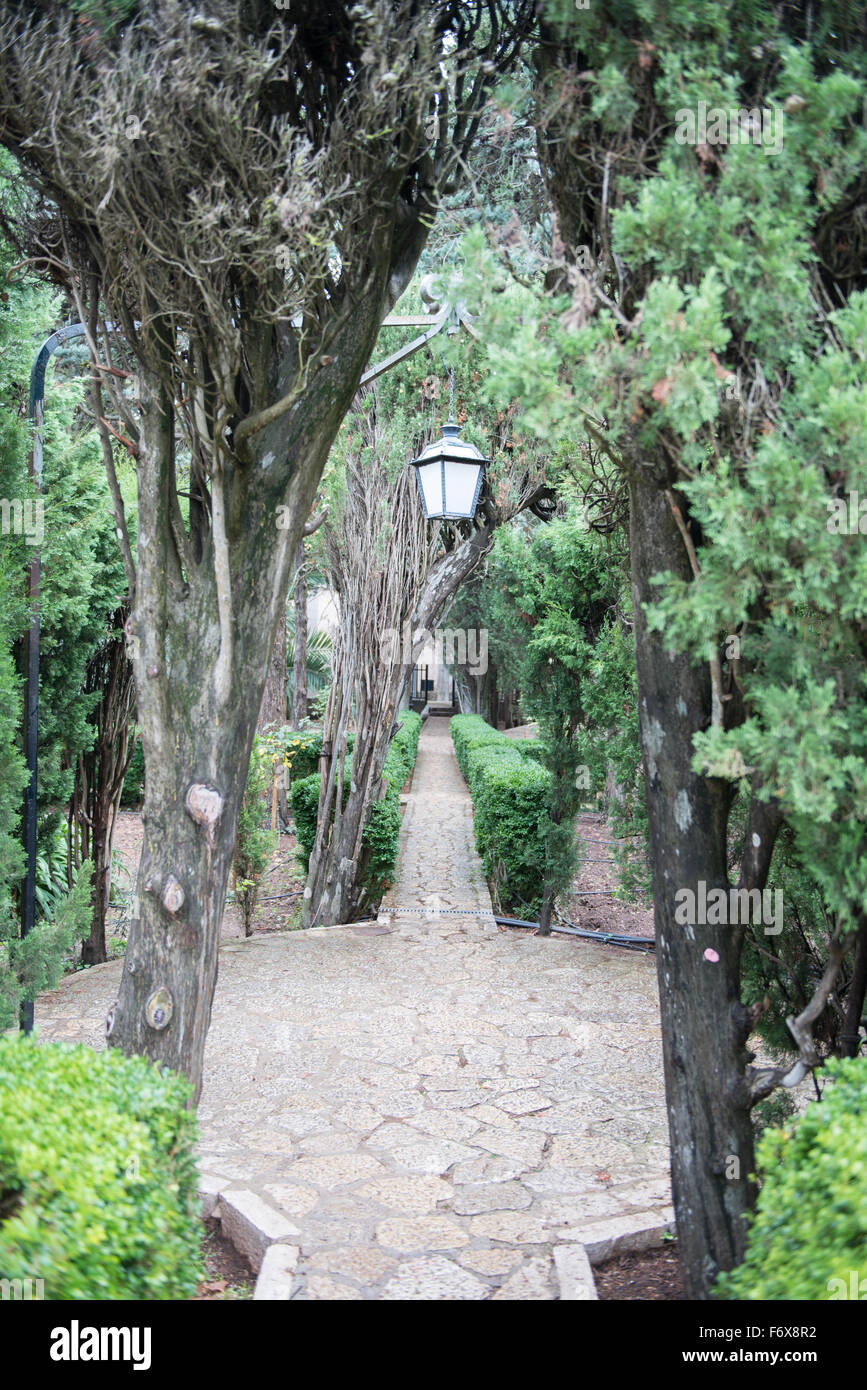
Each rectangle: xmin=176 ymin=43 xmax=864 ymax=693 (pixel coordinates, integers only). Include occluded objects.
xmin=35 ymin=715 xmax=672 ymax=1299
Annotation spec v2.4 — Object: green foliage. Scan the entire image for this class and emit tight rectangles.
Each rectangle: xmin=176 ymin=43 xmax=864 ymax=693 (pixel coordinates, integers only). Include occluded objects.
xmin=459 ymin=4 xmax=867 ymax=1060
xmin=0 ymin=862 xmax=92 ymax=1030
xmin=1 ymin=157 xmax=132 ymax=982
xmin=63 ymin=0 xmax=139 ymax=33
xmin=751 ymin=1088 xmax=797 ymax=1143
xmin=451 ymin=714 xmax=552 ymax=910
xmin=285 ymin=622 xmax=332 ymax=715
xmin=232 ymin=738 xmax=277 ymax=936
xmin=363 ymin=712 xmax=422 ymax=898
xmin=264 ymin=726 xmax=355 ymax=785
xmin=0 ymin=1034 xmax=202 ymax=1299
xmin=289 ymin=771 xmax=322 ymax=865
xmin=290 ymin=713 xmax=421 ymax=901
xmin=716 ymin=1059 xmax=867 ymax=1300
xmin=449 ymin=505 xmax=649 ymax=903
xmin=647 ymin=295 xmax=867 ymax=933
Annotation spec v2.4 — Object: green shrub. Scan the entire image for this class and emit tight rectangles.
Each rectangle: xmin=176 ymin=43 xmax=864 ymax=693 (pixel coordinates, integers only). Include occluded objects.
xmin=290 ymin=770 xmax=323 ymax=863
xmin=0 ymin=862 xmax=92 ymax=1030
xmin=451 ymin=714 xmax=551 ymax=909
xmin=0 ymin=1035 xmax=202 ymax=1299
xmin=290 ymin=712 xmax=421 ymax=899
xmin=232 ymin=738 xmax=277 ymax=936
xmin=716 ymin=1058 xmax=867 ymax=1301
xmin=363 ymin=712 xmax=421 ymax=897
xmin=266 ymin=727 xmax=355 ymax=783
xmin=751 ymin=1087 xmax=798 ymax=1143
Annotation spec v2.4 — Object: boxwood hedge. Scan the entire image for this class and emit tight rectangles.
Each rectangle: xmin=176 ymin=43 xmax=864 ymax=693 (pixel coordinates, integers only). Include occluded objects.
xmin=0 ymin=1035 xmax=203 ymax=1300
xmin=290 ymin=712 xmax=421 ymax=900
xmin=451 ymin=715 xmax=551 ymax=909
xmin=715 ymin=1056 xmax=867 ymax=1300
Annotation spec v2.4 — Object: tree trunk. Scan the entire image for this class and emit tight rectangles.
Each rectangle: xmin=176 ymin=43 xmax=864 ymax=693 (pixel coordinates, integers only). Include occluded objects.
xmin=305 ymin=667 xmax=405 ymax=927
xmin=537 ymin=881 xmax=554 ymax=936
xmin=71 ymin=604 xmax=136 ymax=967
xmin=258 ymin=603 xmax=287 ymax=730
xmin=291 ymin=540 xmax=308 ymax=729
xmin=107 ymin=264 xmax=408 ymax=1098
xmin=840 ymin=911 xmax=867 ymax=1058
xmin=257 ymin=602 xmax=290 ymax=831
xmin=487 ymin=661 xmax=499 ymax=727
xmin=629 ymin=472 xmax=760 ymax=1299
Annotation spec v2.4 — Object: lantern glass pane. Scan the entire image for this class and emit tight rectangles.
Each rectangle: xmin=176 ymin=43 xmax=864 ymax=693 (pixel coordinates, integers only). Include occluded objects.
xmin=443 ymin=459 xmax=482 ymax=517
xmin=416 ymin=461 xmax=444 ymax=517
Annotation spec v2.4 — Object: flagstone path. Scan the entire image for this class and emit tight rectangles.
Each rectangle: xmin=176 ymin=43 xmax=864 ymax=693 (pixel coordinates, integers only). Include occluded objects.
xmin=35 ymin=715 xmax=672 ymax=1299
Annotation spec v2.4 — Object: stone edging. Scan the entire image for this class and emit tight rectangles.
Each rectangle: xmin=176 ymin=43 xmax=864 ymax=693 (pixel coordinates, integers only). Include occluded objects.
xmin=201 ymin=1175 xmax=674 ymax=1301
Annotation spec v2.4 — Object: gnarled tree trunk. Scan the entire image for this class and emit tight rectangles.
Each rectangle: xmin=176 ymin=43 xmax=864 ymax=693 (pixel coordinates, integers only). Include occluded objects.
xmin=628 ymin=469 xmax=782 ymax=1297
xmin=291 ymin=539 xmax=308 ymax=729
xmin=110 ymin=281 xmax=403 ymax=1100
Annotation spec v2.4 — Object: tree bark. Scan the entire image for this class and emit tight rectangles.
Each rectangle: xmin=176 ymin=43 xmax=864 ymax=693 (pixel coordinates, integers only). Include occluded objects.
xmin=70 ymin=604 xmax=136 ymax=967
xmin=110 ymin=273 xmax=399 ymax=1099
xmin=257 ymin=597 xmax=290 ymax=831
xmin=629 ymin=470 xmax=765 ymax=1299
xmin=291 ymin=540 xmax=308 ymax=730
xmin=537 ymin=881 xmax=554 ymax=937
xmin=840 ymin=911 xmax=867 ymax=1058
xmin=486 ymin=661 xmax=498 ymax=727
xmin=258 ymin=605 xmax=287 ymax=731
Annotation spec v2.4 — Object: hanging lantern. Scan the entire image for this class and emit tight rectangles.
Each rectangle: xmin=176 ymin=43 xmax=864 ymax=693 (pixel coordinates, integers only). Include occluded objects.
xmin=411 ymin=421 xmax=488 ymax=520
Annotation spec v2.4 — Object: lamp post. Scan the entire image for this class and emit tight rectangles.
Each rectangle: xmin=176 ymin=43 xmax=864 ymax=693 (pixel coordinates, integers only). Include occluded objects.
xmin=360 ymin=292 xmax=487 ymax=522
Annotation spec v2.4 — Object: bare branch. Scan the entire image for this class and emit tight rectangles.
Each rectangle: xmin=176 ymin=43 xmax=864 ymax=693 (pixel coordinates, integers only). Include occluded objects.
xmin=747 ymin=924 xmax=854 ymax=1102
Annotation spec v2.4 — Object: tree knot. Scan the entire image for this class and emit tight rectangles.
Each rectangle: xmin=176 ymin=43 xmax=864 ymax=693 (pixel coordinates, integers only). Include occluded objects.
xmin=185 ymin=783 xmax=224 ymax=844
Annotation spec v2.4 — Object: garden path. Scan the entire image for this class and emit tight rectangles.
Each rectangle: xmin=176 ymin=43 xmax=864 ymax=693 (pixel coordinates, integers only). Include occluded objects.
xmin=35 ymin=715 xmax=672 ymax=1299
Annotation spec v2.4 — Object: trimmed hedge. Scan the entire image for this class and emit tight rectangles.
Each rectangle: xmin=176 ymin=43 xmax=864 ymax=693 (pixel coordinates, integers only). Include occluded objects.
xmin=715 ymin=1057 xmax=867 ymax=1301
xmin=290 ymin=712 xmax=421 ymax=899
xmin=0 ymin=1035 xmax=203 ymax=1300
xmin=451 ymin=715 xmax=551 ymax=909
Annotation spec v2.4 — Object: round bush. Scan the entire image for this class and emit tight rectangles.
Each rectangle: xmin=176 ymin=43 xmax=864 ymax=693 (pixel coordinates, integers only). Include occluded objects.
xmin=0 ymin=1035 xmax=203 ymax=1299
xmin=716 ymin=1057 xmax=867 ymax=1300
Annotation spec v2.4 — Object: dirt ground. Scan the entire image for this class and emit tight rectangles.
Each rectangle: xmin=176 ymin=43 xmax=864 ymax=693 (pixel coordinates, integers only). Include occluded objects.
xmin=566 ymin=809 xmax=655 ymax=943
xmin=109 ymin=810 xmax=305 ymax=945
xmin=594 ymin=1243 xmax=685 ymax=1300
xmin=196 ymin=1218 xmax=253 ymax=1301
xmin=499 ymin=727 xmax=653 ymax=945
